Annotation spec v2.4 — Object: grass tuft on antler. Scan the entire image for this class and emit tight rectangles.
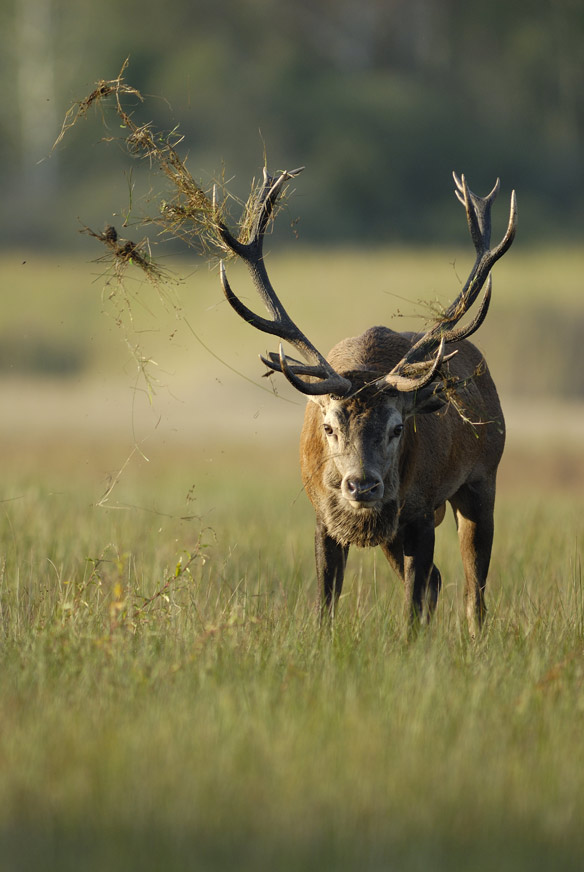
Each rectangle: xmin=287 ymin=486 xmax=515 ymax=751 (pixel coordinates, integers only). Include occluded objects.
xmin=56 ymin=59 xmax=294 ymax=275
xmin=55 ymin=60 xmax=302 ymax=404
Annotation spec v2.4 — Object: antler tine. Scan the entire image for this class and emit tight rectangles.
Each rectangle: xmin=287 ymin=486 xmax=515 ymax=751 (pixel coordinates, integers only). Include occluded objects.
xmin=412 ymin=175 xmax=515 ymax=356
xmin=382 ymin=176 xmax=516 ymax=392
xmin=257 ymin=348 xmax=351 ymax=397
xmin=453 ymin=172 xmax=499 ymax=253
xmin=218 ymin=167 xmax=352 ymax=398
xmin=442 ymin=274 xmax=492 ymax=345
xmin=250 ymin=166 xmax=304 ymax=253
xmin=449 ymin=172 xmax=517 ymax=313
xmin=275 ymin=345 xmax=351 ymax=396
xmin=383 ymin=336 xmax=447 ymax=393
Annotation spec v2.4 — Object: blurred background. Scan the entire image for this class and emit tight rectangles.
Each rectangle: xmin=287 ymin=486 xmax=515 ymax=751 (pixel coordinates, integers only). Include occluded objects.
xmin=0 ymin=0 xmax=582 ymax=494
xmin=3 ymin=0 xmax=584 ymax=245
xmin=3 ymin=0 xmax=584 ymax=246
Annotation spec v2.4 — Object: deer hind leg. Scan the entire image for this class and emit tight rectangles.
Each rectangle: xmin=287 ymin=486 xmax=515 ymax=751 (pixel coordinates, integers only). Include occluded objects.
xmin=382 ymin=518 xmax=441 ymax=627
xmin=450 ymin=480 xmax=496 ymax=636
xmin=315 ymin=517 xmax=349 ymax=621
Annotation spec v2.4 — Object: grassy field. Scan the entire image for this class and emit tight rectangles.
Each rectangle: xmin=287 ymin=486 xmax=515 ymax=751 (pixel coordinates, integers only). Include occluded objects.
xmin=0 ymin=444 xmax=583 ymax=871
xmin=0 ymin=249 xmax=583 ymax=870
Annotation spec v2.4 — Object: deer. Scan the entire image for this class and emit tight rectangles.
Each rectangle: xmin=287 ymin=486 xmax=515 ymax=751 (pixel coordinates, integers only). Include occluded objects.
xmin=215 ymin=169 xmax=517 ymax=634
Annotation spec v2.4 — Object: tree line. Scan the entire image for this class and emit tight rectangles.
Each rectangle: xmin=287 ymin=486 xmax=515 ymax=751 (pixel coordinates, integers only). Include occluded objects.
xmin=2 ymin=0 xmax=583 ymax=246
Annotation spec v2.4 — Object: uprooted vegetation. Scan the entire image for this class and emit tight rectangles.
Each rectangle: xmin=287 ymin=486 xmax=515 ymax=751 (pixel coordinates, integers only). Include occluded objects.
xmin=55 ymin=59 xmax=296 ymax=279
xmin=55 ymin=60 xmax=306 ymax=400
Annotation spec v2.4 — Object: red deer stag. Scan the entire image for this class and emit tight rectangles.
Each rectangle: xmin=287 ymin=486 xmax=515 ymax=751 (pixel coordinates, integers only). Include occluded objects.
xmin=216 ymin=170 xmax=516 ymax=633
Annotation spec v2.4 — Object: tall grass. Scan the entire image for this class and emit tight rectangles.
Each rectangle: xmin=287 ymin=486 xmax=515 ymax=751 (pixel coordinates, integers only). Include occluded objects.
xmin=0 ymin=450 xmax=582 ymax=872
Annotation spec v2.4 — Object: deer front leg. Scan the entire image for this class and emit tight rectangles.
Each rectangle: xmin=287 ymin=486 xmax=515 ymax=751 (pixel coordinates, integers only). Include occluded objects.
xmin=315 ymin=516 xmax=349 ymax=620
xmin=402 ymin=516 xmax=437 ymax=626
xmin=382 ymin=527 xmax=442 ymax=628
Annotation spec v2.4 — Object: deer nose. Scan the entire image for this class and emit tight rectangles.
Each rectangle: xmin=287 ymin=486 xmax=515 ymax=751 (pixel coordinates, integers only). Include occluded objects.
xmin=343 ymin=475 xmax=384 ymax=506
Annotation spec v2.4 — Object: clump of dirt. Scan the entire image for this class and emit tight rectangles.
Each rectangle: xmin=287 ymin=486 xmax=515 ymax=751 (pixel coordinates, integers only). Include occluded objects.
xmin=80 ymin=223 xmax=165 ymax=281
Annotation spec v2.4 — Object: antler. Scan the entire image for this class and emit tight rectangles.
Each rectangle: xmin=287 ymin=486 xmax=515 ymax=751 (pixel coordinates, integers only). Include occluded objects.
xmin=382 ymin=173 xmax=517 ymax=393
xmin=217 ymin=167 xmax=352 ymax=397
xmin=218 ymin=168 xmax=516 ymax=400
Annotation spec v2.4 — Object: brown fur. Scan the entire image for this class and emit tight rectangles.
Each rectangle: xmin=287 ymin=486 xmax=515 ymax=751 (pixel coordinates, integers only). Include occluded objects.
xmin=300 ymin=326 xmax=505 ymax=633
xmin=215 ymin=169 xmax=516 ymax=632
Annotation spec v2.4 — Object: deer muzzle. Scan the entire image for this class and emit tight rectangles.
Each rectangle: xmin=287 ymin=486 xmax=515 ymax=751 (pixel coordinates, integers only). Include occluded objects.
xmin=341 ymin=473 xmax=385 ymax=509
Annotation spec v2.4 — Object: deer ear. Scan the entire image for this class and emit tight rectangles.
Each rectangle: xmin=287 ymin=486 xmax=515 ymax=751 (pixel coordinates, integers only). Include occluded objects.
xmin=402 ymin=382 xmax=448 ymax=418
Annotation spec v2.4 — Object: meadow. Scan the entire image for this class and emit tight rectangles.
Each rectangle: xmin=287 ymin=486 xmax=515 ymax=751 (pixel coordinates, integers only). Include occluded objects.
xmin=0 ymin=247 xmax=583 ymax=870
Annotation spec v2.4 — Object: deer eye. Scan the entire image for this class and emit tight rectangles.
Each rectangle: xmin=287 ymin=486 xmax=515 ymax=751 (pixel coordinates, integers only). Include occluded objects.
xmin=393 ymin=424 xmax=404 ymax=438
xmin=323 ymin=423 xmax=334 ymax=436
